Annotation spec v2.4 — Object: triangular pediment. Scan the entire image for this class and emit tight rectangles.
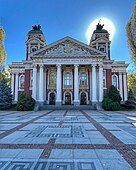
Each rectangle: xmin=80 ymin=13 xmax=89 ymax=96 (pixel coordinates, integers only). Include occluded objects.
xmin=30 ymin=36 xmax=105 ymax=58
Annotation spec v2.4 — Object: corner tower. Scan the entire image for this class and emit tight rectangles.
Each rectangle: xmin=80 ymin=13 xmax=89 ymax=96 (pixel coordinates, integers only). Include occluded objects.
xmin=26 ymin=25 xmax=46 ymax=60
xmin=90 ymin=22 xmax=111 ymax=59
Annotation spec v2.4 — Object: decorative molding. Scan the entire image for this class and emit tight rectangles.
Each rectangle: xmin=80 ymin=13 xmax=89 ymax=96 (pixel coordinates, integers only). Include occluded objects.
xmin=30 ymin=36 xmax=106 ymax=59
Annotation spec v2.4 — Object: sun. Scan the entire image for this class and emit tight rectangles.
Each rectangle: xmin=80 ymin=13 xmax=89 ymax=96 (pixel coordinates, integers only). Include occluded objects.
xmin=86 ymin=17 xmax=116 ymax=43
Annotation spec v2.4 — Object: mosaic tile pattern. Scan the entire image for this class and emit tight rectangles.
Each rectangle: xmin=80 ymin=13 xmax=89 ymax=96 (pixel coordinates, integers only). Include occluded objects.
xmin=0 ymin=110 xmax=136 ymax=170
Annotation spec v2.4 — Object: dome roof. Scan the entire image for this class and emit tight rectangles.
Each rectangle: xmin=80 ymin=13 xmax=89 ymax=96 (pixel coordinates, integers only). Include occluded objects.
xmin=93 ymin=29 xmax=108 ymax=33
xmin=93 ymin=22 xmax=108 ymax=34
xmin=28 ymin=25 xmax=43 ymax=35
xmin=28 ymin=29 xmax=43 ymax=35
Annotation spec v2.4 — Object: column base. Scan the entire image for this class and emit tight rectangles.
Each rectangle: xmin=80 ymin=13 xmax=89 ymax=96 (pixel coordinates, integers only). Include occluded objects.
xmin=92 ymin=101 xmax=98 ymax=106
xmin=74 ymin=100 xmax=80 ymax=106
xmin=56 ymin=101 xmax=62 ymax=106
xmin=37 ymin=101 xmax=44 ymax=106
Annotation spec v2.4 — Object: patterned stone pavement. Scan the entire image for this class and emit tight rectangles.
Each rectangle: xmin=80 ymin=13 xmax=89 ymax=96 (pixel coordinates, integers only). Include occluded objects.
xmin=0 ymin=110 xmax=136 ymax=170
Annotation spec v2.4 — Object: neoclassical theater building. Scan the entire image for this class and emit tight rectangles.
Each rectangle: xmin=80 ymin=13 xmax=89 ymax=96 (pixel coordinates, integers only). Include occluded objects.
xmin=10 ymin=23 xmax=128 ymax=106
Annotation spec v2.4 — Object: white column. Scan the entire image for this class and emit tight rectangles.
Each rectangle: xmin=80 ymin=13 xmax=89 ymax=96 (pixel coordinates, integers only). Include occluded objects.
xmin=39 ymin=64 xmax=44 ymax=102
xmin=119 ymin=72 xmax=123 ymax=101
xmin=98 ymin=64 xmax=103 ymax=102
xmin=56 ymin=64 xmax=62 ymax=105
xmin=92 ymin=64 xmax=97 ymax=102
xmin=11 ymin=73 xmax=14 ymax=95
xmin=74 ymin=64 xmax=79 ymax=105
xmin=90 ymin=67 xmax=92 ymax=102
xmin=44 ymin=67 xmax=47 ymax=101
xmin=14 ymin=73 xmax=19 ymax=102
xmin=32 ymin=64 xmax=37 ymax=100
xmin=123 ymin=72 xmax=128 ymax=101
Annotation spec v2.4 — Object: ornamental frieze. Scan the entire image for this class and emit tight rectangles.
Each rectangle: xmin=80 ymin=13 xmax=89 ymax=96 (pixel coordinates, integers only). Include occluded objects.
xmin=32 ymin=38 xmax=104 ymax=58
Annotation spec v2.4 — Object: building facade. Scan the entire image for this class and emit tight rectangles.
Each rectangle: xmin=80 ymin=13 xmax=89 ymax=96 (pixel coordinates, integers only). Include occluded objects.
xmin=10 ymin=23 xmax=128 ymax=106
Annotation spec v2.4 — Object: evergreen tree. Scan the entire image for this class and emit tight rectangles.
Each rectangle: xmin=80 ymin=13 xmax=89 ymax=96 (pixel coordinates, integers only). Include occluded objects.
xmin=105 ymin=85 xmax=122 ymax=103
xmin=102 ymin=85 xmax=121 ymax=111
xmin=0 ymin=79 xmax=12 ymax=108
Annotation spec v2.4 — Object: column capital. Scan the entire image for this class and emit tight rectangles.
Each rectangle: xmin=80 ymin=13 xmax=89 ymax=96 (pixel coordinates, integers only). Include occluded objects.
xmin=39 ymin=64 xmax=44 ymax=68
xmin=123 ymin=72 xmax=127 ymax=75
xmin=91 ymin=63 xmax=97 ymax=68
xmin=74 ymin=64 xmax=79 ymax=68
xmin=56 ymin=64 xmax=61 ymax=68
xmin=15 ymin=72 xmax=19 ymax=75
xmin=119 ymin=72 xmax=123 ymax=75
xmin=33 ymin=64 xmax=37 ymax=68
xmin=98 ymin=63 xmax=103 ymax=68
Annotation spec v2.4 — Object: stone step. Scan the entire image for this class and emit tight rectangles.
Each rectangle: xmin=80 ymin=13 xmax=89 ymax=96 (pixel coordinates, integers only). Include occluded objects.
xmin=39 ymin=105 xmax=96 ymax=110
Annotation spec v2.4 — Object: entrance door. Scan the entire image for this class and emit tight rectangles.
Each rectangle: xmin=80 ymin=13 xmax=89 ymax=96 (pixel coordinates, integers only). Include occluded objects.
xmin=80 ymin=92 xmax=87 ymax=105
xmin=49 ymin=92 xmax=55 ymax=105
xmin=65 ymin=92 xmax=71 ymax=105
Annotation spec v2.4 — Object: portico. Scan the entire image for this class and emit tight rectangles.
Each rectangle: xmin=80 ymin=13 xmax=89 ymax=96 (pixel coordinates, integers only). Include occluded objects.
xmin=30 ymin=62 xmax=103 ymax=106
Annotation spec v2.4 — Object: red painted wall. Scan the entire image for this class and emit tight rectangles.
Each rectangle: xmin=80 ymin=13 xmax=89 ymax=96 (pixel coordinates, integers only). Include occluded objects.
xmin=24 ymin=69 xmax=31 ymax=96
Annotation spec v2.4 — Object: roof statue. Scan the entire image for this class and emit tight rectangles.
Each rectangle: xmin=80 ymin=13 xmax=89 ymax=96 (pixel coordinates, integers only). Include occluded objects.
xmin=96 ymin=19 xmax=104 ymax=30
xmin=32 ymin=24 xmax=41 ymax=31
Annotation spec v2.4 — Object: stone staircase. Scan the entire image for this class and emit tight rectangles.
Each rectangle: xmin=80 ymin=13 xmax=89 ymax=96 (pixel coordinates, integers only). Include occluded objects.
xmin=39 ymin=104 xmax=96 ymax=110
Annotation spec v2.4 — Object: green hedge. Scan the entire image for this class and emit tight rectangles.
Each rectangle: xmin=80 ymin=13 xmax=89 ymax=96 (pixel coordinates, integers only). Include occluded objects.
xmin=16 ymin=93 xmax=35 ymax=111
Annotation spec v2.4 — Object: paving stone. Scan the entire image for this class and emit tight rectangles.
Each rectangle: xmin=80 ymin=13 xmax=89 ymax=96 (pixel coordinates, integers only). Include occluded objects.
xmin=50 ymin=149 xmax=73 ymax=159
xmin=0 ymin=110 xmax=136 ymax=169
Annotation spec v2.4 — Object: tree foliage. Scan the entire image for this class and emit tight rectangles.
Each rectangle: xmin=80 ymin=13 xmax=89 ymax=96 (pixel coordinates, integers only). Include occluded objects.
xmin=127 ymin=73 xmax=136 ymax=98
xmin=102 ymin=85 xmax=121 ymax=111
xmin=126 ymin=3 xmax=136 ymax=63
xmin=16 ymin=93 xmax=35 ymax=111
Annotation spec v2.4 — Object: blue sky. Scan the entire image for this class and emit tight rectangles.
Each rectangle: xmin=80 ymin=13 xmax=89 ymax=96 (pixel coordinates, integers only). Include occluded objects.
xmin=0 ymin=0 xmax=135 ymax=71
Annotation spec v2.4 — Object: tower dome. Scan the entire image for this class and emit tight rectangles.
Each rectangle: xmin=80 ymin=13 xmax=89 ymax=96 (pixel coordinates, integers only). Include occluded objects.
xmin=26 ymin=25 xmax=46 ymax=60
xmin=89 ymin=21 xmax=111 ymax=60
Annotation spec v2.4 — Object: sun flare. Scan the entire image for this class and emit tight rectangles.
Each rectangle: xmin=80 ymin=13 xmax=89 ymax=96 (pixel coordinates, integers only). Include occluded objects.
xmin=86 ymin=17 xmax=116 ymax=43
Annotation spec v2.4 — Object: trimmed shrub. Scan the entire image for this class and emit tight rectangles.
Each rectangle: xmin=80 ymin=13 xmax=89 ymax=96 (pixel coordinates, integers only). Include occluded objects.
xmin=105 ymin=85 xmax=122 ymax=103
xmin=102 ymin=98 xmax=121 ymax=111
xmin=16 ymin=93 xmax=35 ymax=111
xmin=102 ymin=97 xmax=112 ymax=111
xmin=110 ymin=102 xmax=121 ymax=111
xmin=102 ymin=85 xmax=121 ymax=111
xmin=121 ymin=89 xmax=136 ymax=110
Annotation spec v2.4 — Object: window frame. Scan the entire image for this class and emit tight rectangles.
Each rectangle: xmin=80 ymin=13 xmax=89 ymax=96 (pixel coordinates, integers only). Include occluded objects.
xmin=112 ymin=74 xmax=118 ymax=89
xmin=64 ymin=71 xmax=72 ymax=87
xmin=19 ymin=74 xmax=25 ymax=90
xmin=80 ymin=72 xmax=87 ymax=86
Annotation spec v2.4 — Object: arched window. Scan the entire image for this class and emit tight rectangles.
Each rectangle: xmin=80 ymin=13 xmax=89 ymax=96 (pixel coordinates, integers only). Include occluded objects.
xmin=112 ymin=74 xmax=118 ymax=88
xmin=64 ymin=72 xmax=72 ymax=86
xmin=19 ymin=75 xmax=25 ymax=89
xmin=80 ymin=72 xmax=87 ymax=86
